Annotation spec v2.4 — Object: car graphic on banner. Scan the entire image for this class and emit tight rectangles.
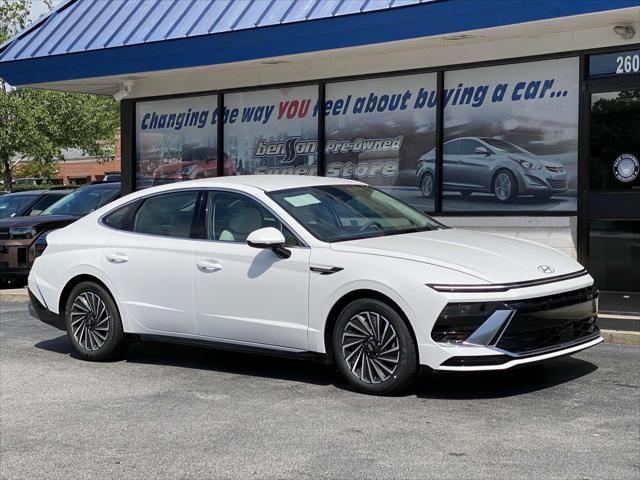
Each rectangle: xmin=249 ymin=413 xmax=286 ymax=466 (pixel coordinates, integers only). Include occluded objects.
xmin=416 ymin=137 xmax=568 ymax=202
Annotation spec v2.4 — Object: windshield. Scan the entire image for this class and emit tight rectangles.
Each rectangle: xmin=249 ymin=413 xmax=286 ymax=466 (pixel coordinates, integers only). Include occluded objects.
xmin=270 ymin=185 xmax=443 ymax=242
xmin=0 ymin=194 xmax=37 ymax=219
xmin=480 ymin=138 xmax=529 ymax=154
xmin=41 ymin=185 xmax=120 ymax=216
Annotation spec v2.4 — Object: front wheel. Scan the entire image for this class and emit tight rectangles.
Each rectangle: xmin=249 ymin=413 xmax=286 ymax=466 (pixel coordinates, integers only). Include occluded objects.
xmin=64 ymin=281 xmax=125 ymax=361
xmin=420 ymin=172 xmax=434 ymax=198
xmin=333 ymin=298 xmax=417 ymax=395
xmin=492 ymin=170 xmax=517 ymax=202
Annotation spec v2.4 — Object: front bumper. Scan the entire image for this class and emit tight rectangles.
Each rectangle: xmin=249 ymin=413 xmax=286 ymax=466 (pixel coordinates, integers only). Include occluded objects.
xmin=437 ymin=335 xmax=603 ymax=371
xmin=417 ymin=276 xmax=603 ymax=371
xmin=0 ymin=240 xmax=31 ymax=279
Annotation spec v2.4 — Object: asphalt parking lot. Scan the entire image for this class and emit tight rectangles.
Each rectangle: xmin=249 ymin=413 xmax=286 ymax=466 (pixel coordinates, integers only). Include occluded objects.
xmin=1 ymin=301 xmax=639 ymax=480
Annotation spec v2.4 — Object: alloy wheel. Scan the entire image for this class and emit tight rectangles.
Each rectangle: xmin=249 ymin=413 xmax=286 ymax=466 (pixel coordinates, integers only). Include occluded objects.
xmin=494 ymin=173 xmax=512 ymax=200
xmin=341 ymin=311 xmax=400 ymax=384
xmin=421 ymin=174 xmax=434 ymax=197
xmin=70 ymin=292 xmax=110 ymax=351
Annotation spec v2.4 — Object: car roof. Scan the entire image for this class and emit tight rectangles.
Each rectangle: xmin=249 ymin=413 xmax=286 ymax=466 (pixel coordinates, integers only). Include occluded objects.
xmin=170 ymin=175 xmax=364 ymax=192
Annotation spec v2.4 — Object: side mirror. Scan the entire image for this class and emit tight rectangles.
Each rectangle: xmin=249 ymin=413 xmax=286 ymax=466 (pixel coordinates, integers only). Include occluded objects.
xmin=474 ymin=146 xmax=491 ymax=156
xmin=246 ymin=227 xmax=291 ymax=259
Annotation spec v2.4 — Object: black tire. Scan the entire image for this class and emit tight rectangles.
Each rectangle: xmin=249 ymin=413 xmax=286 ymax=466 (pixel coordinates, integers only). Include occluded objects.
xmin=64 ymin=281 xmax=125 ymax=361
xmin=492 ymin=169 xmax=518 ymax=202
xmin=332 ymin=298 xmax=418 ymax=395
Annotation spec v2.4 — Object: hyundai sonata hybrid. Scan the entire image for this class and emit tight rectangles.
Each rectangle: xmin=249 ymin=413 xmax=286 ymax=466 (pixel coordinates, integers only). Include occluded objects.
xmin=28 ymin=176 xmax=601 ymax=395
xmin=416 ymin=137 xmax=568 ymax=202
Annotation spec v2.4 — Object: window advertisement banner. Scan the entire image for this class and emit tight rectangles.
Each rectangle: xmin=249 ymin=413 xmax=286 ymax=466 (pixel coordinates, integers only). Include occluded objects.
xmin=223 ymin=86 xmax=318 ymax=175
xmin=325 ymin=73 xmax=438 ymax=211
xmin=442 ymin=58 xmax=579 ymax=211
xmin=135 ymin=95 xmax=220 ymax=189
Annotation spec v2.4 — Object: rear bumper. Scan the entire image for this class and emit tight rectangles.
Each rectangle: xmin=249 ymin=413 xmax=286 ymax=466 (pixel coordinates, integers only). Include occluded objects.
xmin=28 ymin=289 xmax=65 ymax=330
xmin=436 ymin=335 xmax=603 ymax=371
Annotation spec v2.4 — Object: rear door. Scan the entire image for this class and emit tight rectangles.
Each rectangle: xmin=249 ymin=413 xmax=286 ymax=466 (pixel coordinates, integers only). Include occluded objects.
xmin=101 ymin=190 xmax=201 ymax=334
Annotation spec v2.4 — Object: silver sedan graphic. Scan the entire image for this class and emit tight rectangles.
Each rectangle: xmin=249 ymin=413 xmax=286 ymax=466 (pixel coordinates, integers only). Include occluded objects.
xmin=416 ymin=137 xmax=568 ymax=202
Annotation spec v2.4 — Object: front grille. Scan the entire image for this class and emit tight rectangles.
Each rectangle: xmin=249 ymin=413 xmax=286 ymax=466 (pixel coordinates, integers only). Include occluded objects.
xmin=545 ymin=166 xmax=563 ymax=173
xmin=0 ymin=261 xmax=8 ymax=272
xmin=547 ymin=178 xmax=567 ymax=189
xmin=495 ymin=287 xmax=599 ymax=355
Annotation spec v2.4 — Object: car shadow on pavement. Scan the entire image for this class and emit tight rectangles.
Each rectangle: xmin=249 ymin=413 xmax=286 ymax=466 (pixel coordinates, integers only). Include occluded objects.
xmin=36 ymin=335 xmax=598 ymax=397
xmin=35 ymin=335 xmax=342 ymax=387
xmin=415 ymin=356 xmax=598 ymax=399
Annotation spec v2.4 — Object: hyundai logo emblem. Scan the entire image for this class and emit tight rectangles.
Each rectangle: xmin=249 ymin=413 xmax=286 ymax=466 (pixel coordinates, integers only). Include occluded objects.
xmin=538 ymin=265 xmax=555 ymax=274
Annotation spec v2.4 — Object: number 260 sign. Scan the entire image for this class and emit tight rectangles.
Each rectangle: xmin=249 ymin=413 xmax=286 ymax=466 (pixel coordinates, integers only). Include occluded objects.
xmin=590 ymin=49 xmax=640 ymax=77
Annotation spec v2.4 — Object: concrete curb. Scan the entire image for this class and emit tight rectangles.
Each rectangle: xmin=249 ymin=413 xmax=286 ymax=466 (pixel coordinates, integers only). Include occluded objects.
xmin=600 ymin=329 xmax=640 ymax=346
xmin=0 ymin=288 xmax=29 ymax=303
xmin=3 ymin=287 xmax=639 ymax=346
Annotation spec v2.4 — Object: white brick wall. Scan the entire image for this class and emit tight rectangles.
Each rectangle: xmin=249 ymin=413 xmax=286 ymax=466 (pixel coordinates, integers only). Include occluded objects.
xmin=433 ymin=216 xmax=578 ymax=259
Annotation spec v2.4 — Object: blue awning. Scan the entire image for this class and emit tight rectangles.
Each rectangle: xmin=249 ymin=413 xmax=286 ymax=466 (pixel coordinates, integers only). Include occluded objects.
xmin=0 ymin=0 xmax=637 ymax=86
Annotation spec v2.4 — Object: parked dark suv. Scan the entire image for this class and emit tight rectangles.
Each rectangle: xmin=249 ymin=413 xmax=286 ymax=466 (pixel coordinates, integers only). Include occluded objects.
xmin=0 ymin=189 xmax=72 ymax=219
xmin=0 ymin=182 xmax=120 ymax=286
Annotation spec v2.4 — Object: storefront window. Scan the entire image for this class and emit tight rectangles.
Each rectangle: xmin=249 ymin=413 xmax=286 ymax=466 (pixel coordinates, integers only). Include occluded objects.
xmin=443 ymin=58 xmax=579 ymax=212
xmin=325 ymin=73 xmax=438 ymax=212
xmin=135 ymin=95 xmax=218 ymax=189
xmin=223 ymin=86 xmax=318 ymax=175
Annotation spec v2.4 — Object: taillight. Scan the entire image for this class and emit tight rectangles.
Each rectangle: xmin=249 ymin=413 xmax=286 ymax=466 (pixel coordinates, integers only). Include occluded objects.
xmin=28 ymin=230 xmax=50 ymax=264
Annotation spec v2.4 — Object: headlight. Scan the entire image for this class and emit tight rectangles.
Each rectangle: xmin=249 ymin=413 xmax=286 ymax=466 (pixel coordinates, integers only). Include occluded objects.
xmin=8 ymin=227 xmax=37 ymax=239
xmin=509 ymin=156 xmax=541 ymax=170
xmin=179 ymin=165 xmax=198 ymax=176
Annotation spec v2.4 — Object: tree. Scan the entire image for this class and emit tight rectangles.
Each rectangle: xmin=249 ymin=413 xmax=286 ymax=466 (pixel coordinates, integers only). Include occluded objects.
xmin=0 ymin=0 xmax=119 ymax=191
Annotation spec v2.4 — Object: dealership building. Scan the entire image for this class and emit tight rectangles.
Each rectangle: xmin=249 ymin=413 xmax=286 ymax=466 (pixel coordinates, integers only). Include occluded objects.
xmin=0 ymin=0 xmax=638 ymax=312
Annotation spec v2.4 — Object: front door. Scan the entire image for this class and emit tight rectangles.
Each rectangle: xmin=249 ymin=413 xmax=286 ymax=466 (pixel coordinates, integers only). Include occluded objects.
xmin=193 ymin=190 xmax=310 ymax=350
xmin=584 ymin=85 xmax=640 ymax=313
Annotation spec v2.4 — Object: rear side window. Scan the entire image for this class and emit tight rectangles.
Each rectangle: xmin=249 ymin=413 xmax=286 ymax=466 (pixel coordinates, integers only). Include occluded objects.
xmin=132 ymin=191 xmax=199 ymax=238
xmin=102 ymin=202 xmax=138 ymax=230
xmin=443 ymin=140 xmax=460 ymax=155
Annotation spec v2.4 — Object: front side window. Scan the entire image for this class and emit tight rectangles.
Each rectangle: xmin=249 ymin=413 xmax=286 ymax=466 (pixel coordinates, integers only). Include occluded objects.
xmin=133 ymin=191 xmax=198 ymax=238
xmin=270 ymin=185 xmax=442 ymax=243
xmin=459 ymin=139 xmax=483 ymax=155
xmin=206 ymin=191 xmax=299 ymax=246
xmin=41 ymin=185 xmax=120 ymax=217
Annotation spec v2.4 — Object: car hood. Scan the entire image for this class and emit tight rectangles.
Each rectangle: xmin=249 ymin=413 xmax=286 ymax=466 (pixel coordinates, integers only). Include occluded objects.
xmin=331 ymin=228 xmax=582 ymax=284
xmin=0 ymin=214 xmax=79 ymax=231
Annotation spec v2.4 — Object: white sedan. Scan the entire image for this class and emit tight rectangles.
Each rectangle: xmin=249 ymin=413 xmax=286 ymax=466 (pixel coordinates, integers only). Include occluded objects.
xmin=28 ymin=176 xmax=602 ymax=395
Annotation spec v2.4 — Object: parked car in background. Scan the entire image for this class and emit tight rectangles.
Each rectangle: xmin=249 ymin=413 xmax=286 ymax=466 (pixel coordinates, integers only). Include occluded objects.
xmin=28 ymin=176 xmax=600 ymax=395
xmin=0 ymin=182 xmax=120 ymax=287
xmin=0 ymin=189 xmax=72 ymax=220
xmin=416 ymin=137 xmax=569 ymax=202
xmin=13 ymin=177 xmax=46 ymax=187
xmin=152 ymin=147 xmax=236 ymax=185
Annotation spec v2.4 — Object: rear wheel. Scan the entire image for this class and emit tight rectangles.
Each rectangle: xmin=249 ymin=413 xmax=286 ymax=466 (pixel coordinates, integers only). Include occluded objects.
xmin=333 ymin=298 xmax=417 ymax=395
xmin=64 ymin=281 xmax=125 ymax=361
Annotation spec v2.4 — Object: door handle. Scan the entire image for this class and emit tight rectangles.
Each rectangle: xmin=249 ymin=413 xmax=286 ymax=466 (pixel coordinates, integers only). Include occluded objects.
xmin=106 ymin=253 xmax=129 ymax=264
xmin=196 ymin=260 xmax=223 ymax=273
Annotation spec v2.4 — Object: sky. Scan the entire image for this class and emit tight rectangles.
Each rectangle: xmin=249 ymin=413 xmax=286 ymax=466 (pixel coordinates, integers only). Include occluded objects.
xmin=28 ymin=0 xmax=60 ymax=22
